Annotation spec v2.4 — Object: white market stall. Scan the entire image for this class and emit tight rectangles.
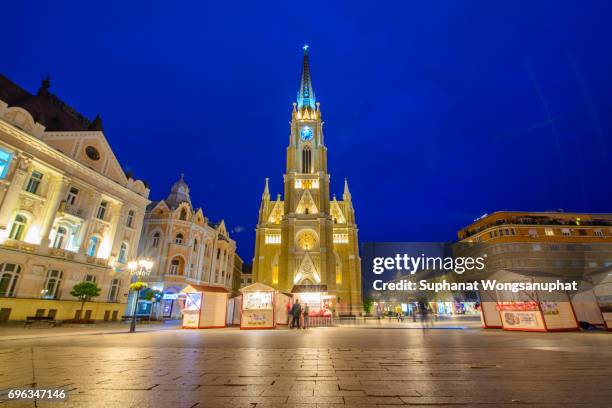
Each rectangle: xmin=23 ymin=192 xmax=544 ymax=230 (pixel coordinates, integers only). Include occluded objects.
xmin=181 ymin=284 xmax=229 ymax=329
xmin=240 ymin=283 xmax=276 ymax=329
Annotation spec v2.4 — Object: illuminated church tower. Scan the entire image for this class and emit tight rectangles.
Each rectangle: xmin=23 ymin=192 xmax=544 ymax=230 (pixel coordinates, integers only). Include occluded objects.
xmin=253 ymin=46 xmax=362 ymax=315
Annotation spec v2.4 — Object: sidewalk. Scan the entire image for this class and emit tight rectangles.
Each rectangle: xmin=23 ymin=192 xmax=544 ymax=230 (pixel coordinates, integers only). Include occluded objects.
xmin=0 ymin=320 xmax=182 ymax=341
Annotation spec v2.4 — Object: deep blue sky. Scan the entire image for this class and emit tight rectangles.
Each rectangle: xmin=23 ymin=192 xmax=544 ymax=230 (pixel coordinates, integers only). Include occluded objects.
xmin=3 ymin=1 xmax=611 ymax=262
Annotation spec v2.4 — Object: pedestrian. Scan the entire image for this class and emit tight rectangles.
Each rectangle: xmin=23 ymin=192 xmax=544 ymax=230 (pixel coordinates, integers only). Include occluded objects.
xmin=290 ymin=299 xmax=302 ymax=329
xmin=303 ymin=305 xmax=310 ymax=329
xmin=285 ymin=300 xmax=292 ymax=327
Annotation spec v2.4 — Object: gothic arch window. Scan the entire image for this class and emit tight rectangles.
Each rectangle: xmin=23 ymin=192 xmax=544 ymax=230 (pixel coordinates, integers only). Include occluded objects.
xmin=272 ymin=253 xmax=280 ymax=285
xmin=335 ymin=252 xmax=343 ymax=285
xmin=179 ymin=208 xmax=187 ymax=221
xmin=175 ymin=233 xmax=184 ymax=244
xmin=301 ymin=145 xmax=312 ymax=173
xmin=193 ymin=239 xmax=198 ymax=252
xmin=151 ymin=232 xmax=161 ymax=248
xmin=0 ymin=263 xmax=21 ymax=297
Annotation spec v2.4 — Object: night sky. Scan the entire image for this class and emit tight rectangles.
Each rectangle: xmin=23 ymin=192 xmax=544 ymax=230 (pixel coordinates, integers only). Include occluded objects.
xmin=3 ymin=1 xmax=611 ymax=262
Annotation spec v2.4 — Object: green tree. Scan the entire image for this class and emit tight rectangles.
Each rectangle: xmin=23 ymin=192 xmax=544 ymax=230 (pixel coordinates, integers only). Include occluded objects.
xmin=363 ymin=298 xmax=374 ymax=315
xmin=70 ymin=282 xmax=101 ymax=318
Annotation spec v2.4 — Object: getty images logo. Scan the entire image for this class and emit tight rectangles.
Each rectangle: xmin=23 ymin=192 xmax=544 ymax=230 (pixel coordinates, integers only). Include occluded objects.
xmin=372 ymin=253 xmax=487 ymax=275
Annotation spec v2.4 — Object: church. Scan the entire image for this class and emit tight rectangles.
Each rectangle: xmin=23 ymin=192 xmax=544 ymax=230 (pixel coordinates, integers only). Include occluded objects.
xmin=252 ymin=47 xmax=362 ymax=315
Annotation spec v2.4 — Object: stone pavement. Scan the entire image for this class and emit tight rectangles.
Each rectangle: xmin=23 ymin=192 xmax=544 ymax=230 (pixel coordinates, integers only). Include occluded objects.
xmin=0 ymin=326 xmax=610 ymax=407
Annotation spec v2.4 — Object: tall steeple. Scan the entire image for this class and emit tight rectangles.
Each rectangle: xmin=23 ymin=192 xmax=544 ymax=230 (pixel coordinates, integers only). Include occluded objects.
xmin=262 ymin=177 xmax=270 ymax=200
xmin=343 ymin=178 xmax=352 ymax=201
xmin=297 ymin=44 xmax=316 ymax=109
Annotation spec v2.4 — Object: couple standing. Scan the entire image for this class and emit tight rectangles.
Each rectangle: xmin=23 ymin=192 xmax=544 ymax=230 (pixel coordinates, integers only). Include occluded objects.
xmin=289 ymin=299 xmax=309 ymax=329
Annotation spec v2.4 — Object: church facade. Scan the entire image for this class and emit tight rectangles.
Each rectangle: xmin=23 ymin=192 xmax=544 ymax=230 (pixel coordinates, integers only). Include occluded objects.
xmin=253 ymin=48 xmax=362 ymax=315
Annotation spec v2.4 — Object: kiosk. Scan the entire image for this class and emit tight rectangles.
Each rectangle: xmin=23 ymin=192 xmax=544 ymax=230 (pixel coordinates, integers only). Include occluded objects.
xmin=181 ymin=285 xmax=229 ymax=329
xmin=240 ymin=283 xmax=276 ymax=329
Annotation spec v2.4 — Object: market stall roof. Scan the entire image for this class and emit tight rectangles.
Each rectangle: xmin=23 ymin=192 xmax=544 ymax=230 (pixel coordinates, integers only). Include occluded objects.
xmin=239 ymin=282 xmax=276 ymax=293
xmin=291 ymin=284 xmax=328 ymax=293
xmin=181 ymin=284 xmax=230 ymax=293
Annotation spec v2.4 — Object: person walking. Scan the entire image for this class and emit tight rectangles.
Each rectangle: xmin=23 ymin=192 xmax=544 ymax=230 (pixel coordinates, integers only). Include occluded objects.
xmin=290 ymin=299 xmax=302 ymax=329
xmin=303 ymin=305 xmax=310 ymax=329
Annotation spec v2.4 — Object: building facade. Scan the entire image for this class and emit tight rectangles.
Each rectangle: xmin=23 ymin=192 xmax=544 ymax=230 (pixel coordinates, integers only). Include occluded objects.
xmin=0 ymin=76 xmax=150 ymax=321
xmin=138 ymin=175 xmax=236 ymax=319
xmin=253 ymin=48 xmax=362 ymax=315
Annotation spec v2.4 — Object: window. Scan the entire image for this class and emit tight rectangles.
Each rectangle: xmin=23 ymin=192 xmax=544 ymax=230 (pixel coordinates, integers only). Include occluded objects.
xmin=151 ymin=232 xmax=160 ymax=247
xmin=561 ymin=228 xmax=571 ymax=236
xmin=42 ymin=270 xmax=63 ymax=299
xmin=595 ymin=229 xmax=604 ymax=237
xmin=66 ymin=187 xmax=79 ymax=205
xmin=193 ymin=239 xmax=198 ymax=252
xmin=8 ymin=215 xmax=26 ymax=240
xmin=108 ymin=278 xmax=120 ymax=302
xmin=84 ymin=274 xmax=97 ymax=283
xmin=0 ymin=263 xmax=21 ymax=297
xmin=53 ymin=227 xmax=67 ymax=249
xmin=0 ymin=148 xmax=12 ymax=179
xmin=180 ymin=209 xmax=187 ymax=221
xmin=126 ymin=210 xmax=135 ymax=228
xmin=170 ymin=258 xmax=181 ymax=275
xmin=86 ymin=236 xmax=99 ymax=257
xmin=301 ymin=146 xmax=312 ymax=173
xmin=545 ymin=228 xmax=554 ymax=236
xmin=175 ymin=233 xmax=183 ymax=244
xmin=97 ymin=201 xmax=108 ymax=220
xmin=118 ymin=242 xmax=128 ymax=264
xmin=25 ymin=171 xmax=43 ymax=194
xmin=528 ymin=228 xmax=537 ymax=238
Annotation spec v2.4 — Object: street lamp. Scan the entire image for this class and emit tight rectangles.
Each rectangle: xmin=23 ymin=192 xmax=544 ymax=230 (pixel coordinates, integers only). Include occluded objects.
xmin=127 ymin=258 xmax=153 ymax=333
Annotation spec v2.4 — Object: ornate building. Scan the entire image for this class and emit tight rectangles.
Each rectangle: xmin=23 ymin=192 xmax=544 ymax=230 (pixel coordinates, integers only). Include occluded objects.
xmin=253 ymin=47 xmax=362 ymax=315
xmin=138 ymin=175 xmax=237 ymax=319
xmin=0 ymin=75 xmax=150 ymax=321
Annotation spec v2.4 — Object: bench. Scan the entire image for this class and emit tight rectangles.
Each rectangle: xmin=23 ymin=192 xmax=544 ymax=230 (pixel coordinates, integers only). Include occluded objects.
xmin=24 ymin=316 xmax=59 ymax=327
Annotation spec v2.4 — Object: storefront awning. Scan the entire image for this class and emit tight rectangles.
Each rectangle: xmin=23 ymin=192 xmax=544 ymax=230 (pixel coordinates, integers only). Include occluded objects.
xmin=291 ymin=284 xmax=328 ymax=293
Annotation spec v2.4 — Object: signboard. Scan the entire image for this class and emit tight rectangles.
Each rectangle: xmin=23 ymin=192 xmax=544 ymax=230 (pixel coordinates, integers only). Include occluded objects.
xmin=500 ymin=310 xmax=545 ymax=331
xmin=244 ymin=309 xmax=274 ymax=327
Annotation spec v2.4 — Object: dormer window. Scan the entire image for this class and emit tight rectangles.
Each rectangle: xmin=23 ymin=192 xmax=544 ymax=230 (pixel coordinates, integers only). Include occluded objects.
xmin=180 ymin=209 xmax=187 ymax=221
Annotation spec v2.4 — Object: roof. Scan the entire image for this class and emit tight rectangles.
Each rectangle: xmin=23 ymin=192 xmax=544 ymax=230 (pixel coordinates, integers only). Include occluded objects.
xmin=240 ymin=282 xmax=275 ymax=293
xmin=291 ymin=284 xmax=328 ymax=293
xmin=181 ymin=284 xmax=230 ymax=293
xmin=0 ymin=75 xmax=97 ymax=132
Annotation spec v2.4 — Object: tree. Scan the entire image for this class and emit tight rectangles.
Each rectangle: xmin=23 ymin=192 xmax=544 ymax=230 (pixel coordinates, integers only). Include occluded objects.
xmin=143 ymin=289 xmax=162 ymax=319
xmin=70 ymin=282 xmax=101 ymax=318
xmin=363 ymin=298 xmax=374 ymax=315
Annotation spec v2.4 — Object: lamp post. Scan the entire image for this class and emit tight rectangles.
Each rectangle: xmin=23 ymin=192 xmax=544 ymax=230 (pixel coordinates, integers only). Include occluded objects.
xmin=128 ymin=258 xmax=153 ymax=333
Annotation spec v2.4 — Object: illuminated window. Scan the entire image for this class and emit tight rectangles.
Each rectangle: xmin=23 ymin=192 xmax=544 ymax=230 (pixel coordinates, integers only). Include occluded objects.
xmin=0 ymin=263 xmax=21 ymax=297
xmin=0 ymin=149 xmax=13 ymax=179
xmin=265 ymin=234 xmax=281 ymax=244
xmin=333 ymin=234 xmax=349 ymax=244
xmin=53 ymin=227 xmax=67 ymax=249
xmin=9 ymin=215 xmax=27 ymax=241
xmin=545 ymin=228 xmax=554 ymax=236
xmin=25 ymin=171 xmax=43 ymax=194
xmin=86 ymin=236 xmax=99 ymax=257
xmin=42 ymin=270 xmax=63 ymax=299
xmin=595 ymin=229 xmax=604 ymax=237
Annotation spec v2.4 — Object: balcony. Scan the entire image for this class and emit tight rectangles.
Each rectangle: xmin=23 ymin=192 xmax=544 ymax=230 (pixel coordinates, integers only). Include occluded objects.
xmin=57 ymin=200 xmax=86 ymax=220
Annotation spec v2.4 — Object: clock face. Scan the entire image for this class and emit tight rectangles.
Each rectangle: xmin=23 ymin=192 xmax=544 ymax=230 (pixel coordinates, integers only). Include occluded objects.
xmin=300 ymin=126 xmax=313 ymax=141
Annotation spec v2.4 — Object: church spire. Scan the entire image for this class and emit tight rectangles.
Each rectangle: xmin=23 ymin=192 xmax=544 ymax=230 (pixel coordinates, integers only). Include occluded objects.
xmin=262 ymin=177 xmax=270 ymax=200
xmin=297 ymin=44 xmax=316 ymax=109
xmin=343 ymin=178 xmax=352 ymax=201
